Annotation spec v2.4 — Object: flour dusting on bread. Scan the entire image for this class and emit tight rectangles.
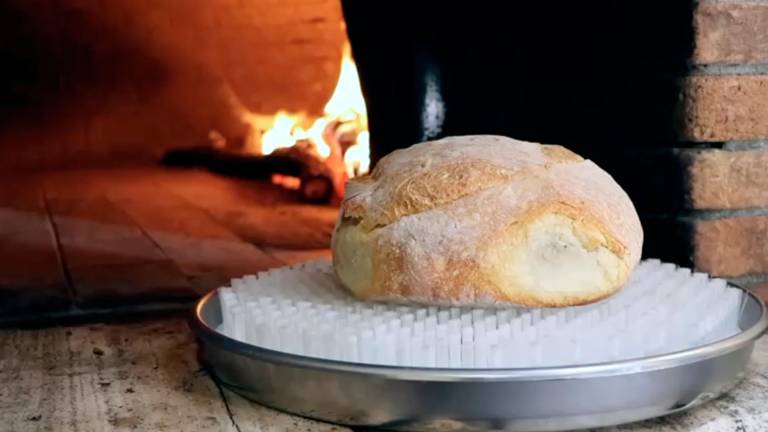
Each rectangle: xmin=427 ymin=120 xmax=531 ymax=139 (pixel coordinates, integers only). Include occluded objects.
xmin=332 ymin=135 xmax=643 ymax=307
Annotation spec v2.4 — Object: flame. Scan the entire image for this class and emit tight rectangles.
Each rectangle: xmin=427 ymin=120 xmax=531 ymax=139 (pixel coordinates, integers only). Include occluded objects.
xmin=344 ymin=131 xmax=370 ymax=176
xmin=325 ymin=42 xmax=370 ymax=176
xmin=294 ymin=118 xmax=331 ymax=158
xmin=261 ymin=111 xmax=299 ymax=155
xmin=235 ymin=40 xmax=370 ymax=190
xmin=324 ymin=44 xmax=368 ymax=120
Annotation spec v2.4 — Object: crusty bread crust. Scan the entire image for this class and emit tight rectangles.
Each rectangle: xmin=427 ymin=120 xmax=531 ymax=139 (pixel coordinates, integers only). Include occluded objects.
xmin=332 ymin=135 xmax=643 ymax=307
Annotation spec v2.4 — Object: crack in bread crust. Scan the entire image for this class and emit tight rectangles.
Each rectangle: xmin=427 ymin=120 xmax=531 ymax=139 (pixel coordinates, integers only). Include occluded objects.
xmin=342 ymin=136 xmax=584 ymax=232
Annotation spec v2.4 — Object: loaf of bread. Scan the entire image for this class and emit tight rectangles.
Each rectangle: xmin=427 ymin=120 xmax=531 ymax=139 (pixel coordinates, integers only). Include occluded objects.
xmin=331 ymin=135 xmax=643 ymax=307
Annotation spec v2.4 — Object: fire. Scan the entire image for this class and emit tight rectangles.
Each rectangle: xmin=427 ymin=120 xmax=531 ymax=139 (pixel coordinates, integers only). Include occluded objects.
xmin=240 ymin=42 xmax=369 ymax=178
xmin=295 ymin=118 xmax=332 ymax=158
xmin=324 ymin=44 xmax=368 ymax=121
xmin=344 ymin=131 xmax=370 ymax=176
xmin=261 ymin=111 xmax=299 ymax=155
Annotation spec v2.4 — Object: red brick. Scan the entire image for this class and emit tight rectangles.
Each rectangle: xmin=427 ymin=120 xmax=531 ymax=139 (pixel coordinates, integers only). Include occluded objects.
xmin=694 ymin=1 xmax=768 ymax=64
xmin=681 ymin=75 xmax=768 ymax=141
xmin=610 ymin=148 xmax=768 ymax=211
xmin=686 ymin=148 xmax=768 ymax=209
xmin=693 ymin=216 xmax=768 ymax=277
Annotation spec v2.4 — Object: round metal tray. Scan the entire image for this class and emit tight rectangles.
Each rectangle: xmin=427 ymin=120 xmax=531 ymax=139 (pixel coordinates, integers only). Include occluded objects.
xmin=192 ymin=283 xmax=768 ymax=432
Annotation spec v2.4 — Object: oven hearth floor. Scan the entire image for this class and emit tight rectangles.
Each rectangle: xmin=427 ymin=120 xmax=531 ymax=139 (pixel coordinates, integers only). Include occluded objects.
xmin=0 ymin=167 xmax=335 ymax=324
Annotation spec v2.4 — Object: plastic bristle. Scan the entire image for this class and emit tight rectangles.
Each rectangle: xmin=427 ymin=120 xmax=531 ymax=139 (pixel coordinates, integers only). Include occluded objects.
xmin=216 ymin=260 xmax=744 ymax=368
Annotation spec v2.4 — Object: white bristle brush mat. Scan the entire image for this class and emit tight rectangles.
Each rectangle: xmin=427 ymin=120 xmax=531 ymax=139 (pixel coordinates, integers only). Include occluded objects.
xmin=215 ymin=260 xmax=745 ymax=368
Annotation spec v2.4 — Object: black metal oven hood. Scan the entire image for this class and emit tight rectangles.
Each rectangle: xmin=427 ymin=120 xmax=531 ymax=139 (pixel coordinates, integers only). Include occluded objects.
xmin=341 ymin=2 xmax=695 ymax=165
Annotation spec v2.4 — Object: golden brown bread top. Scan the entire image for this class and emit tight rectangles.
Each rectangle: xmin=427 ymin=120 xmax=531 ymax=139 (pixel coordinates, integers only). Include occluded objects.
xmin=339 ymin=135 xmax=642 ymax=264
xmin=333 ymin=135 xmax=644 ymax=307
xmin=342 ymin=136 xmax=584 ymax=231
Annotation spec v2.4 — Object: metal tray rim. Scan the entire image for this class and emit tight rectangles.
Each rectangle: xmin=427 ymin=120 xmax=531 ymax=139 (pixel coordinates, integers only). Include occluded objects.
xmin=193 ymin=281 xmax=768 ymax=382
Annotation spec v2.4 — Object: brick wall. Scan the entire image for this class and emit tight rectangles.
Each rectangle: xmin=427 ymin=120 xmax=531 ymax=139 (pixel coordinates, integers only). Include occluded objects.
xmin=668 ymin=0 xmax=768 ymax=298
xmin=0 ymin=0 xmax=346 ymax=168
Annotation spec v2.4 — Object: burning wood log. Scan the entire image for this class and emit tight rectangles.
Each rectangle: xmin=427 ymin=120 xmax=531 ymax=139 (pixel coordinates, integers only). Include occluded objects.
xmin=270 ymin=139 xmax=347 ymax=203
xmin=161 ymin=138 xmax=347 ymax=204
